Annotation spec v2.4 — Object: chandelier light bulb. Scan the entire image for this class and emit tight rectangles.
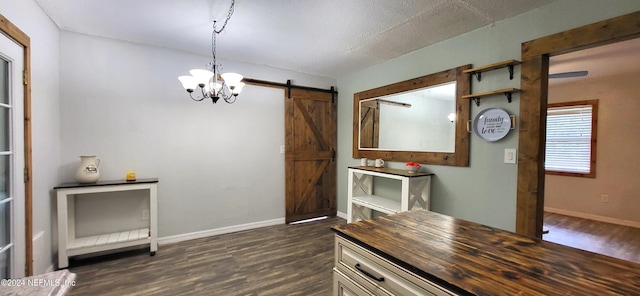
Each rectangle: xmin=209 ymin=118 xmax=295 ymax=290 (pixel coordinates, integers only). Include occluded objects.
xmin=178 ymin=76 xmax=197 ymax=92
xmin=221 ymin=72 xmax=243 ymax=85
xmin=189 ymin=69 xmax=214 ymax=87
xmin=231 ymin=82 xmax=245 ymax=95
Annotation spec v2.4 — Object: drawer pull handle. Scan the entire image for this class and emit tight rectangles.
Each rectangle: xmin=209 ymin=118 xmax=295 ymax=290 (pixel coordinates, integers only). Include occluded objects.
xmin=355 ymin=263 xmax=385 ymax=282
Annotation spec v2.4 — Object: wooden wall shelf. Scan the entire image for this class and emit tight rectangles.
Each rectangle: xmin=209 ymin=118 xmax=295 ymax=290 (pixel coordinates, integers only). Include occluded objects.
xmin=463 ymin=59 xmax=521 ymax=81
xmin=462 ymin=87 xmax=520 ymax=106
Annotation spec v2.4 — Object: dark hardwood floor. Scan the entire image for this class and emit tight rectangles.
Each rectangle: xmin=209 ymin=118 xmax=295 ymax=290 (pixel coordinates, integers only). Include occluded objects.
xmin=543 ymin=212 xmax=640 ymax=264
xmin=68 ymin=216 xmax=346 ymax=296
xmin=67 ymin=212 xmax=639 ymax=295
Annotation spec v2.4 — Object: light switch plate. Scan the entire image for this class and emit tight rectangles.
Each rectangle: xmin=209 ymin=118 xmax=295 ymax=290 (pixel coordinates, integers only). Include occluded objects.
xmin=504 ymin=148 xmax=517 ymax=164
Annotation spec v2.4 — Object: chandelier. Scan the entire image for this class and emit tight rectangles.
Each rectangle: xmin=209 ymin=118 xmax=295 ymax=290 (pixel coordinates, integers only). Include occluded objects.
xmin=177 ymin=0 xmax=244 ymax=104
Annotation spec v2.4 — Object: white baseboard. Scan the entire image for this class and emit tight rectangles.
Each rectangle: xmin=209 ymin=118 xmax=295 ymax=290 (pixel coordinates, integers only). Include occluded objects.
xmin=158 ymin=218 xmax=285 ymax=245
xmin=545 ymin=207 xmax=640 ymax=228
xmin=337 ymin=211 xmax=347 ymax=220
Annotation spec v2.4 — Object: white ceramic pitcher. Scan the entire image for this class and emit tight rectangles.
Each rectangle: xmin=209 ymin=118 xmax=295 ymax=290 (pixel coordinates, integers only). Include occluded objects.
xmin=75 ymin=155 xmax=101 ymax=183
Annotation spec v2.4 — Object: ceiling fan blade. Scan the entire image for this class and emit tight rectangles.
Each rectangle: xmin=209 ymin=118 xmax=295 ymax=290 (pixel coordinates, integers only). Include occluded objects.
xmin=549 ymin=70 xmax=588 ymax=79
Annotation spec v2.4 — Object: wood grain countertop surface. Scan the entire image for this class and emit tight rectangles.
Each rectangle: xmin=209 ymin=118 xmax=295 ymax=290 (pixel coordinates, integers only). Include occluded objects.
xmin=331 ymin=209 xmax=640 ymax=295
xmin=349 ymin=166 xmax=434 ymax=177
xmin=54 ymin=178 xmax=158 ymax=189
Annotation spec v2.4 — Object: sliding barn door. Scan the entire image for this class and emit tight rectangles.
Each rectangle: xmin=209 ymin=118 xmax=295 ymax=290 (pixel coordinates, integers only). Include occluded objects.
xmin=285 ymin=88 xmax=336 ymax=223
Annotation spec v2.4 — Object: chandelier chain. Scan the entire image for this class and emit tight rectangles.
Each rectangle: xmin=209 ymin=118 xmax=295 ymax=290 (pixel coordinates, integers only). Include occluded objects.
xmin=210 ymin=0 xmax=236 ymax=84
xmin=214 ymin=0 xmax=236 ymax=34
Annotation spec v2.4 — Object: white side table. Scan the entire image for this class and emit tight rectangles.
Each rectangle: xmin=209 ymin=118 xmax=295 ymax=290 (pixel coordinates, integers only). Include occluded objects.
xmin=54 ymin=178 xmax=158 ymax=269
xmin=347 ymin=166 xmax=432 ymax=222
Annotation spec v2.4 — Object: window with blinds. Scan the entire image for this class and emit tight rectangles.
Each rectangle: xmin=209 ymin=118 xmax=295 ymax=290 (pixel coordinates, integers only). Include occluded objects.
xmin=545 ymin=100 xmax=598 ymax=178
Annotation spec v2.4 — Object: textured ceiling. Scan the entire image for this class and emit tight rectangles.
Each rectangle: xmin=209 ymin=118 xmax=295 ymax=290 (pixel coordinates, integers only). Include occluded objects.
xmin=549 ymin=38 xmax=640 ymax=85
xmin=34 ymin=0 xmax=562 ymax=78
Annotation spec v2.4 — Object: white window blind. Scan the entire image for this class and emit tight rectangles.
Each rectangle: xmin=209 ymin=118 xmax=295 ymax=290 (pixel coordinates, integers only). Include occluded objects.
xmin=545 ymin=104 xmax=593 ymax=174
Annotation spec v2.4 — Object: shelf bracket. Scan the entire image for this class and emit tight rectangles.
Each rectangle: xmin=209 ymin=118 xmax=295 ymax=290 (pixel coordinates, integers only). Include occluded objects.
xmin=504 ymin=92 xmax=513 ymax=103
xmin=508 ymin=65 xmax=515 ymax=80
xmin=472 ymin=97 xmax=481 ymax=107
xmin=473 ymin=72 xmax=481 ymax=82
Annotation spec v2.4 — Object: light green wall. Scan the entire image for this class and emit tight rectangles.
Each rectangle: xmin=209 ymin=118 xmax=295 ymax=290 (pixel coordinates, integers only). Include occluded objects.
xmin=336 ymin=0 xmax=640 ymax=231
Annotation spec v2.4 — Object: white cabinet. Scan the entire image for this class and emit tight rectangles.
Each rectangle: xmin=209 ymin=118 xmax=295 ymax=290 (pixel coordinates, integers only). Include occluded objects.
xmin=334 ymin=268 xmax=374 ymax=296
xmin=333 ymin=235 xmax=457 ymax=296
xmin=54 ymin=178 xmax=158 ymax=269
xmin=347 ymin=166 xmax=432 ymax=223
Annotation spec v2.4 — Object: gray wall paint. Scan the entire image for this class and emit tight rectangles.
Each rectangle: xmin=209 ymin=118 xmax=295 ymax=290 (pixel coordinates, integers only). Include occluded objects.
xmin=0 ymin=0 xmax=61 ymax=274
xmin=336 ymin=0 xmax=640 ymax=231
xmin=58 ymin=32 xmax=335 ymax=238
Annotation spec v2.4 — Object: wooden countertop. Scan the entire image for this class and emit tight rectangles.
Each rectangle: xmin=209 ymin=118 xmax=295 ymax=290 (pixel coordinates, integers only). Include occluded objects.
xmin=332 ymin=209 xmax=640 ymax=295
xmin=349 ymin=166 xmax=434 ymax=177
xmin=54 ymin=178 xmax=158 ymax=189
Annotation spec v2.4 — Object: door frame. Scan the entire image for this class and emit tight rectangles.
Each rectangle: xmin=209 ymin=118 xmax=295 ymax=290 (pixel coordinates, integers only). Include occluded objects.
xmin=0 ymin=14 xmax=33 ymax=276
xmin=516 ymin=11 xmax=640 ymax=238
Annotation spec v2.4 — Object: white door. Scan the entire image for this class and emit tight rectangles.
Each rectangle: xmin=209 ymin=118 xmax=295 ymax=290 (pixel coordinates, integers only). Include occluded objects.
xmin=0 ymin=32 xmax=25 ymax=279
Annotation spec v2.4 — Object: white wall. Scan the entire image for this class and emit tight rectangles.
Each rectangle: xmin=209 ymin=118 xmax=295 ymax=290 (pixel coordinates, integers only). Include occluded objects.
xmin=336 ymin=0 xmax=640 ymax=231
xmin=58 ymin=32 xmax=335 ymax=238
xmin=0 ymin=0 xmax=61 ymax=274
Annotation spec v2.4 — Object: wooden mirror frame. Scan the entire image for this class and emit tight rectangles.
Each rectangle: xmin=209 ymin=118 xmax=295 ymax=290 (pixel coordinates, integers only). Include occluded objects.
xmin=352 ymin=65 xmax=471 ymax=166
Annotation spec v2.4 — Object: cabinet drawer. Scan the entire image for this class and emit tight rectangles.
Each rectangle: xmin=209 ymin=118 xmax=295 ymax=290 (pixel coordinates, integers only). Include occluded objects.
xmin=334 ymin=268 xmax=374 ymax=296
xmin=335 ymin=235 xmax=456 ymax=296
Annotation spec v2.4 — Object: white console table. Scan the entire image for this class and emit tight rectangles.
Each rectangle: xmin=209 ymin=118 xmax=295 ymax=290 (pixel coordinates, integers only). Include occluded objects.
xmin=347 ymin=166 xmax=432 ymax=223
xmin=54 ymin=178 xmax=158 ymax=269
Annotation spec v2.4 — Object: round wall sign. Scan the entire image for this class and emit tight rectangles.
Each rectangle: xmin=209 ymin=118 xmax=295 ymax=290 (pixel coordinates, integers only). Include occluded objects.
xmin=473 ymin=108 xmax=512 ymax=142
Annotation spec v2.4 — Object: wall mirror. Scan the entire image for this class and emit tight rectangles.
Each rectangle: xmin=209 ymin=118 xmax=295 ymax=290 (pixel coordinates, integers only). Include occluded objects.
xmin=352 ymin=65 xmax=471 ymax=166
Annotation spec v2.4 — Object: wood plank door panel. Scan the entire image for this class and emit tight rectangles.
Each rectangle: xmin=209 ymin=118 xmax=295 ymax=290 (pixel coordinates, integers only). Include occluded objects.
xmin=285 ymin=88 xmax=336 ymax=223
xmin=359 ymin=100 xmax=379 ymax=149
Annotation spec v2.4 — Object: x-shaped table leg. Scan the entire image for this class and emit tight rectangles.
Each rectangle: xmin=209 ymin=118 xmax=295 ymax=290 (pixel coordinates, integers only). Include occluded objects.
xmin=352 ymin=173 xmax=371 ymax=196
xmin=408 ymin=178 xmax=429 ymax=210
xmin=352 ymin=204 xmax=372 ymax=222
